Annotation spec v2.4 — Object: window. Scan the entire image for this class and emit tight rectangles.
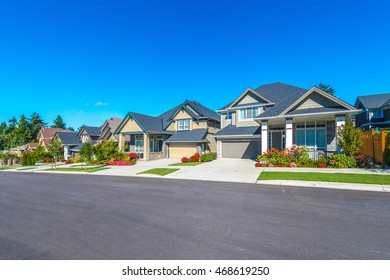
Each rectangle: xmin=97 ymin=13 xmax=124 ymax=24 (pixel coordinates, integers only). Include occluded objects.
xmin=295 ymin=121 xmax=326 ymax=151
xmin=150 ymin=135 xmax=163 ymax=152
xmin=239 ymin=107 xmax=261 ymax=120
xmin=134 ymin=135 xmax=144 ymax=153
xmin=82 ymin=134 xmax=89 ymax=143
xmin=178 ymin=119 xmax=190 ymax=130
xmin=226 ymin=112 xmax=233 ymax=120
xmin=372 ymin=110 xmax=383 ymax=118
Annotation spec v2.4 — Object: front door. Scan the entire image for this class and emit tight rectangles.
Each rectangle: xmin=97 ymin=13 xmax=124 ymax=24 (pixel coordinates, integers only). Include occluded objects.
xmin=269 ymin=131 xmax=284 ymax=151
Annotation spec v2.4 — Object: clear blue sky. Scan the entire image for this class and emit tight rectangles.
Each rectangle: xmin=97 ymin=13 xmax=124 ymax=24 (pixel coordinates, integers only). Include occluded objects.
xmin=1 ymin=0 xmax=389 ymax=128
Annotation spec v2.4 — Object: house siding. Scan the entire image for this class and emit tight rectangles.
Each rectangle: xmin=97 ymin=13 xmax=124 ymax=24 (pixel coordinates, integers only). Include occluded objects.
xmin=326 ymin=120 xmax=336 ymax=151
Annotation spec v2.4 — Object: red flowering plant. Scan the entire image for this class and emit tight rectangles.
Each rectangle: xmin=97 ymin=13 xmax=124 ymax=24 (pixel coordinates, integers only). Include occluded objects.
xmin=189 ymin=153 xmax=200 ymax=162
xmin=257 ymin=145 xmax=308 ymax=167
xmin=128 ymin=152 xmax=139 ymax=160
xmin=181 ymin=157 xmax=189 ymax=163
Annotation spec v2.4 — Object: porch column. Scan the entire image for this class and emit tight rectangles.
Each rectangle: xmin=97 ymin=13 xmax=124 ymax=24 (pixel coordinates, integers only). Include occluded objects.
xmin=261 ymin=121 xmax=268 ymax=154
xmin=217 ymin=140 xmax=222 ymax=159
xmin=143 ymin=133 xmax=150 ymax=160
xmin=64 ymin=146 xmax=69 ymax=160
xmin=285 ymin=119 xmax=293 ymax=149
xmin=118 ymin=134 xmax=125 ymax=151
xmin=336 ymin=116 xmax=346 ymax=152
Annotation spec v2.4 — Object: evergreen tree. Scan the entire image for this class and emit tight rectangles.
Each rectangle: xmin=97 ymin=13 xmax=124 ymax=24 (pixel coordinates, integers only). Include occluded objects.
xmin=51 ymin=115 xmax=66 ymax=129
xmin=337 ymin=118 xmax=363 ymax=157
xmin=15 ymin=114 xmax=32 ymax=145
xmin=0 ymin=122 xmax=7 ymax=150
xmin=29 ymin=112 xmax=47 ymax=140
xmin=317 ymin=82 xmax=336 ymax=95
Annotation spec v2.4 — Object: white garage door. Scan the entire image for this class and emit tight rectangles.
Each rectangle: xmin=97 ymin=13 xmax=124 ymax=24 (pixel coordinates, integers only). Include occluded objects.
xmin=169 ymin=143 xmax=197 ymax=158
xmin=222 ymin=140 xmax=261 ymax=159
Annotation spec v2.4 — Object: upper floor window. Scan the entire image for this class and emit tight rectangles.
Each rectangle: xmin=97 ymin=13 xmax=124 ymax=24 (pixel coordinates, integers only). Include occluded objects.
xmin=178 ymin=119 xmax=190 ymax=130
xmin=226 ymin=112 xmax=233 ymax=120
xmin=82 ymin=134 xmax=89 ymax=143
xmin=372 ymin=110 xmax=383 ymax=118
xmin=239 ymin=107 xmax=261 ymax=120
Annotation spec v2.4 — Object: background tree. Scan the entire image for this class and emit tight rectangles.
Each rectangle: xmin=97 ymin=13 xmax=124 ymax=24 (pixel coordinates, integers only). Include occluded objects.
xmin=29 ymin=112 xmax=47 ymax=140
xmin=47 ymin=138 xmax=63 ymax=169
xmin=31 ymin=145 xmax=46 ymax=161
xmin=14 ymin=114 xmax=32 ymax=146
xmin=317 ymin=82 xmax=336 ymax=95
xmin=337 ymin=118 xmax=363 ymax=157
xmin=51 ymin=115 xmax=66 ymax=129
xmin=79 ymin=142 xmax=94 ymax=169
xmin=0 ymin=122 xmax=7 ymax=150
xmin=67 ymin=126 xmax=75 ymax=131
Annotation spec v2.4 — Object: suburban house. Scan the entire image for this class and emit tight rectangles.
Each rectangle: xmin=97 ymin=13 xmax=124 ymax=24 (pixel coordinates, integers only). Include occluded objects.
xmin=53 ymin=131 xmax=80 ymax=160
xmin=214 ymin=82 xmax=359 ymax=159
xmin=37 ymin=127 xmax=69 ymax=150
xmin=25 ymin=142 xmax=38 ymax=152
xmin=98 ymin=117 xmax=125 ymax=143
xmin=354 ymin=93 xmax=390 ymax=130
xmin=115 ymin=100 xmax=221 ymax=160
xmin=69 ymin=125 xmax=101 ymax=156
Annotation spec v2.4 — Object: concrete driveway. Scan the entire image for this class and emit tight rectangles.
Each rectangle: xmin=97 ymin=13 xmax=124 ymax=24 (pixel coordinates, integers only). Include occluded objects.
xmin=96 ymin=158 xmax=259 ymax=183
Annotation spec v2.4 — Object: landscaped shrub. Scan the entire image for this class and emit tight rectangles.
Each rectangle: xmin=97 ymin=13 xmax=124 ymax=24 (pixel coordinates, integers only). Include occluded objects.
xmin=287 ymin=163 xmax=297 ymax=167
xmin=255 ymin=162 xmax=262 ymax=167
xmin=200 ymin=152 xmax=217 ymax=162
xmin=42 ymin=156 xmax=53 ymax=164
xmin=181 ymin=157 xmax=189 ymax=163
xmin=190 ymin=153 xmax=200 ymax=162
xmin=257 ymin=146 xmax=309 ymax=167
xmin=355 ymin=154 xmax=375 ymax=168
xmin=317 ymin=163 xmax=327 ymax=168
xmin=65 ymin=159 xmax=74 ymax=164
xmin=328 ymin=154 xmax=356 ymax=168
xmin=22 ymin=152 xmax=36 ymax=166
xmin=128 ymin=152 xmax=139 ymax=160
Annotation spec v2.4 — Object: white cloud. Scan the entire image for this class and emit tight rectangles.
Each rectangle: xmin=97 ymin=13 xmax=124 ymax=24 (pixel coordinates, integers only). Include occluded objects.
xmin=94 ymin=101 xmax=109 ymax=107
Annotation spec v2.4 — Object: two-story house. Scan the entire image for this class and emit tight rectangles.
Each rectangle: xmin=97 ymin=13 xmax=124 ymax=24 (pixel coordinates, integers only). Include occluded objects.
xmin=69 ymin=125 xmax=101 ymax=156
xmin=37 ymin=127 xmax=69 ymax=150
xmin=354 ymin=93 xmax=390 ymax=131
xmin=98 ymin=117 xmax=123 ymax=143
xmin=214 ymin=82 xmax=359 ymax=159
xmin=115 ymin=100 xmax=220 ymax=160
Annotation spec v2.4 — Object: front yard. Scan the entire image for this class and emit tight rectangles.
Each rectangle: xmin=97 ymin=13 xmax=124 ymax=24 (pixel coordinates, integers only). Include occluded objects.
xmin=45 ymin=166 xmax=109 ymax=173
xmin=258 ymin=171 xmax=390 ymax=185
xmin=138 ymin=168 xmax=180 ymax=176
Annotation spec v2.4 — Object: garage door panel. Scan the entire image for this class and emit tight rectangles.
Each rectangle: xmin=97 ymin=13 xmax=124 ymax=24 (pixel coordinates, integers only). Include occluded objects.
xmin=222 ymin=140 xmax=261 ymax=159
xmin=169 ymin=144 xmax=197 ymax=158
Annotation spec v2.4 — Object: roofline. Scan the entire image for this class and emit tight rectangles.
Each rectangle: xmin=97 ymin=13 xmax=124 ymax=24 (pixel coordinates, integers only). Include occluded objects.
xmin=213 ymin=134 xmax=261 ymax=138
xmin=279 ymin=86 xmax=357 ymax=116
xmin=114 ymin=112 xmax=148 ymax=134
xmin=255 ymin=109 xmax=361 ymax=121
xmin=228 ymin=88 xmax=273 ymax=109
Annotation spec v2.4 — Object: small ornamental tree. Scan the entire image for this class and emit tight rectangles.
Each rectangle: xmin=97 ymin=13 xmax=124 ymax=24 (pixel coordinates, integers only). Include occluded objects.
xmin=337 ymin=118 xmax=363 ymax=157
xmin=79 ymin=142 xmax=94 ymax=170
xmin=47 ymin=138 xmax=63 ymax=169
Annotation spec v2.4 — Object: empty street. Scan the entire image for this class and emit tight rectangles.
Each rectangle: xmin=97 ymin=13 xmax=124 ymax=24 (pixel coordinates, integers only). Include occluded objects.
xmin=0 ymin=172 xmax=389 ymax=259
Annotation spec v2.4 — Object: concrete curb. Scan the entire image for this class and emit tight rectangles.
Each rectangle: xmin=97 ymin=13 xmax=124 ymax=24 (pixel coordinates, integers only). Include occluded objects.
xmin=257 ymin=180 xmax=390 ymax=193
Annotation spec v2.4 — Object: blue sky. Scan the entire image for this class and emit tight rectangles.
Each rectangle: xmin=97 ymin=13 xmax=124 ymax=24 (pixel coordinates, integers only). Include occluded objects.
xmin=1 ymin=0 xmax=389 ymax=128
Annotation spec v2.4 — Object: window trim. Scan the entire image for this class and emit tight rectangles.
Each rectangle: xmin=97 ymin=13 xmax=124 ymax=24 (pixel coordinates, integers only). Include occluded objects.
xmin=295 ymin=121 xmax=327 ymax=151
xmin=177 ymin=119 xmax=190 ymax=131
xmin=239 ymin=107 xmax=261 ymax=121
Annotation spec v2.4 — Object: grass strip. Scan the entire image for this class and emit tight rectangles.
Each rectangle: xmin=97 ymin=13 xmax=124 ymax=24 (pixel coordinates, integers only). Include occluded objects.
xmin=258 ymin=171 xmax=390 ymax=185
xmin=45 ymin=167 xmax=109 ymax=173
xmin=138 ymin=168 xmax=179 ymax=176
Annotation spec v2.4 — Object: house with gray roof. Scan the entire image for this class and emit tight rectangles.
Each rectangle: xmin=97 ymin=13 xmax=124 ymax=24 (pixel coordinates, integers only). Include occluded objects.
xmin=53 ymin=131 xmax=80 ymax=160
xmin=214 ymin=82 xmax=359 ymax=159
xmin=115 ymin=100 xmax=221 ymax=160
xmin=354 ymin=93 xmax=390 ymax=130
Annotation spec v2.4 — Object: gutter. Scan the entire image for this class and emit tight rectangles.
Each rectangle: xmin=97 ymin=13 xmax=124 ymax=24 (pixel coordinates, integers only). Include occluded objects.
xmin=254 ymin=109 xmax=361 ymax=121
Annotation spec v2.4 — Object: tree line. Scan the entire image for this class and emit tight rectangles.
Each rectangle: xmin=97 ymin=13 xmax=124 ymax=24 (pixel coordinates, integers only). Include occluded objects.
xmin=0 ymin=113 xmax=73 ymax=150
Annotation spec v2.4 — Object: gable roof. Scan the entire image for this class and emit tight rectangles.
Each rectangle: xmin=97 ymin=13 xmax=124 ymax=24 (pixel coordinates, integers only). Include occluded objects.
xmin=116 ymin=100 xmax=220 ymax=134
xmin=55 ymin=132 xmax=80 ymax=145
xmin=79 ymin=126 xmax=101 ymax=137
xmin=99 ymin=117 xmax=122 ymax=140
xmin=356 ymin=93 xmax=390 ymax=109
xmin=39 ymin=128 xmax=67 ymax=140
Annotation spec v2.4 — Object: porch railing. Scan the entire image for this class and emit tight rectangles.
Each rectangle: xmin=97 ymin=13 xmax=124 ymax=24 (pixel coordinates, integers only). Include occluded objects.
xmin=307 ymin=150 xmax=337 ymax=160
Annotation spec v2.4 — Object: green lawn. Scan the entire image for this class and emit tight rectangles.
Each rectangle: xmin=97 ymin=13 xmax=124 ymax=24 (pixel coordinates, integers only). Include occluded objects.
xmin=138 ymin=168 xmax=180 ymax=176
xmin=258 ymin=171 xmax=390 ymax=185
xmin=0 ymin=166 xmax=16 ymax=170
xmin=169 ymin=162 xmax=203 ymax=166
xmin=45 ymin=167 xmax=109 ymax=173
xmin=17 ymin=166 xmax=37 ymax=171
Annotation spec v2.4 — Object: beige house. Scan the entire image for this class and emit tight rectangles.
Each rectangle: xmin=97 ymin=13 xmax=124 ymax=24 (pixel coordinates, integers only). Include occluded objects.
xmin=37 ymin=127 xmax=69 ymax=150
xmin=214 ymin=82 xmax=360 ymax=159
xmin=115 ymin=100 xmax=221 ymax=160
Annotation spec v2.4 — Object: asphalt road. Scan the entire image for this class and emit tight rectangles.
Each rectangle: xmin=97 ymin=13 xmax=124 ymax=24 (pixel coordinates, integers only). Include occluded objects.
xmin=0 ymin=172 xmax=389 ymax=260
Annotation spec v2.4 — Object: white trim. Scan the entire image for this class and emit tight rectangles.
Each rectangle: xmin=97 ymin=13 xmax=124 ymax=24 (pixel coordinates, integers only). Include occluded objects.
xmin=255 ymin=109 xmax=361 ymax=121
xmin=279 ymin=87 xmax=357 ymax=116
xmin=213 ymin=134 xmax=261 ymax=139
xmin=228 ymin=88 xmax=273 ymax=109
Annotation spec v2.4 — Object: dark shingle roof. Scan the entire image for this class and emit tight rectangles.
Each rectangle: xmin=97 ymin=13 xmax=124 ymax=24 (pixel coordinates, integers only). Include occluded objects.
xmin=82 ymin=126 xmax=101 ymax=137
xmin=254 ymin=82 xmax=307 ymax=103
xmin=357 ymin=93 xmax=390 ymax=109
xmin=214 ymin=125 xmax=261 ymax=137
xmin=56 ymin=132 xmax=80 ymax=145
xmin=130 ymin=112 xmax=164 ymax=132
xmin=187 ymin=100 xmax=220 ymax=121
xmin=256 ymin=91 xmax=304 ymax=118
xmin=165 ymin=129 xmax=208 ymax=143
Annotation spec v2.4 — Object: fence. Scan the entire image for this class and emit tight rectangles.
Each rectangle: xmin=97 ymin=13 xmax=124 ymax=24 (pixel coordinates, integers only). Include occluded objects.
xmin=307 ymin=150 xmax=337 ymax=161
xmin=360 ymin=130 xmax=388 ymax=164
